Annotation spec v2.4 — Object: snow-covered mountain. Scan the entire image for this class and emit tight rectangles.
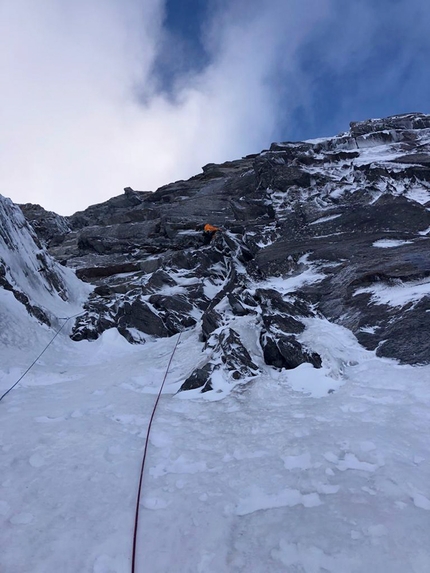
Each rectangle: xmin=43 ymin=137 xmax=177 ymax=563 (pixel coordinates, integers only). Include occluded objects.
xmin=1 ymin=113 xmax=430 ymax=572
xmin=21 ymin=111 xmax=430 ymax=392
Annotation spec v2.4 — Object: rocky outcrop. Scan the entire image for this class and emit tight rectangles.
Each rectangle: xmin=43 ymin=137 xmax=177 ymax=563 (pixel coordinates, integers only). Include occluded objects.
xmin=19 ymin=112 xmax=430 ymax=395
xmin=19 ymin=203 xmax=70 ymax=247
xmin=349 ymin=112 xmax=430 ymax=137
xmin=180 ymin=327 xmax=259 ymax=393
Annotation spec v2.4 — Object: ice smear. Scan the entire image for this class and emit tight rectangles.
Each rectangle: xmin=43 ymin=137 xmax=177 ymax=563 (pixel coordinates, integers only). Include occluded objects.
xmin=372 ymin=239 xmax=413 ymax=248
xmin=255 ymin=266 xmax=325 ymax=295
xmin=309 ymin=214 xmax=341 ymax=225
xmin=406 ymin=187 xmax=430 ymax=205
xmin=355 ymin=279 xmax=430 ymax=307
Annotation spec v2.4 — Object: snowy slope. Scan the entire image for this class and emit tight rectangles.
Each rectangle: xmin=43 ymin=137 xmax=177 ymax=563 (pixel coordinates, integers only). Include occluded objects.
xmin=1 ymin=316 xmax=430 ymax=572
xmin=2 ymin=114 xmax=430 ymax=572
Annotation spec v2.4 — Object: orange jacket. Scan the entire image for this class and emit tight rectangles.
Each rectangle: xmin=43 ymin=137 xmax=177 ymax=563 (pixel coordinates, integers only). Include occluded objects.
xmin=204 ymin=224 xmax=220 ymax=233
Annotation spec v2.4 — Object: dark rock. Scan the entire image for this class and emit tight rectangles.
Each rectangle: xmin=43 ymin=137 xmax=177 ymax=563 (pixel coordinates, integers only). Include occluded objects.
xmin=228 ymin=293 xmax=249 ymax=316
xmin=350 ymin=113 xmax=430 ymax=136
xmin=19 ymin=203 xmax=70 ymax=246
xmin=254 ymin=156 xmax=312 ymax=190
xmin=94 ymin=285 xmax=112 ymax=297
xmin=201 ymin=308 xmax=222 ymax=342
xmin=117 ymin=299 xmax=169 ymax=338
xmin=149 ymin=294 xmax=193 ymax=314
xmin=12 ymin=289 xmax=51 ymax=326
xmin=376 ymin=298 xmax=430 ymax=364
xmin=76 ymin=262 xmax=140 ymax=281
xmin=216 ymin=328 xmax=258 ymax=377
xmin=70 ymin=310 xmax=115 ymax=342
xmin=179 ymin=364 xmax=213 ymax=392
xmin=179 ymin=327 xmax=258 ymax=393
xmin=261 ymin=332 xmax=322 ymax=370
xmin=391 ymin=153 xmax=430 ymax=166
xmin=149 ymin=294 xmax=196 ymax=333
xmin=142 ymin=270 xmax=177 ymax=293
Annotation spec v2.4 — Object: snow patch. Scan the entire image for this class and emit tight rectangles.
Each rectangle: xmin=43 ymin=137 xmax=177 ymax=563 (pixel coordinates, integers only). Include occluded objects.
xmin=309 ymin=214 xmax=341 ymax=225
xmin=285 ymin=363 xmax=342 ymax=398
xmin=372 ymin=239 xmax=413 ymax=248
xmin=355 ymin=279 xmax=430 ymax=307
xmin=406 ymin=187 xmax=430 ymax=205
xmin=256 ymin=261 xmax=325 ymax=294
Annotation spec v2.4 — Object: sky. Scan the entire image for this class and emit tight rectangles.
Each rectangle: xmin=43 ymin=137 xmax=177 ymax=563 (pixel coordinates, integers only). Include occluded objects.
xmin=1 ymin=0 xmax=430 ymax=215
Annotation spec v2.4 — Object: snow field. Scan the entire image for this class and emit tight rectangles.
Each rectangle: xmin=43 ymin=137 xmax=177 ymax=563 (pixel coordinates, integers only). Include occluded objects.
xmin=354 ymin=278 xmax=430 ymax=308
xmin=1 ymin=315 xmax=430 ymax=572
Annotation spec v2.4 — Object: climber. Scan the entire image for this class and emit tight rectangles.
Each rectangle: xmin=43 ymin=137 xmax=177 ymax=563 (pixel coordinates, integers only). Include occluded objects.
xmin=202 ymin=223 xmax=220 ymax=244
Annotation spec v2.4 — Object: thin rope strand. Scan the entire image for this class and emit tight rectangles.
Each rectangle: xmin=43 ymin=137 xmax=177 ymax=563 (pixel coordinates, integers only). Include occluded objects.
xmin=131 ymin=332 xmax=182 ymax=573
xmin=0 ymin=311 xmax=84 ymax=403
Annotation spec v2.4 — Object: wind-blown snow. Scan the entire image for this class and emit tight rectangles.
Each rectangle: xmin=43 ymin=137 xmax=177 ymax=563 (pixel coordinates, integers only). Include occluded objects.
xmin=354 ymin=279 xmax=430 ymax=308
xmin=406 ymin=187 xmax=430 ymax=205
xmin=255 ymin=256 xmax=326 ymax=294
xmin=372 ymin=239 xmax=413 ymax=248
xmin=1 ymin=314 xmax=430 ymax=572
xmin=309 ymin=214 xmax=342 ymax=225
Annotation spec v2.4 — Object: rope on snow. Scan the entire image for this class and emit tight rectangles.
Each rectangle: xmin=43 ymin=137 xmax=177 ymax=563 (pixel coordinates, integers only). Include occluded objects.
xmin=131 ymin=331 xmax=182 ymax=573
xmin=0 ymin=311 xmax=85 ymax=403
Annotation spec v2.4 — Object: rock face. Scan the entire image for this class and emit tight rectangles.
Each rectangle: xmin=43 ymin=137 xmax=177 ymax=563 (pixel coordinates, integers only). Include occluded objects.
xmin=20 ymin=112 xmax=430 ymax=393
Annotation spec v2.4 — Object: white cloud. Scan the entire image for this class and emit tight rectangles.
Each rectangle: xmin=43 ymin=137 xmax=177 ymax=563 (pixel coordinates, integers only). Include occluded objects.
xmin=0 ymin=0 xmax=331 ymax=215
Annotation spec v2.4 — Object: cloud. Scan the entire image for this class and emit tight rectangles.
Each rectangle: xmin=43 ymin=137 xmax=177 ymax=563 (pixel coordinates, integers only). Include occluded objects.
xmin=288 ymin=0 xmax=430 ymax=138
xmin=0 ymin=0 xmax=164 ymax=214
xmin=2 ymin=0 xmax=428 ymax=216
xmin=0 ymin=0 xmax=330 ymax=215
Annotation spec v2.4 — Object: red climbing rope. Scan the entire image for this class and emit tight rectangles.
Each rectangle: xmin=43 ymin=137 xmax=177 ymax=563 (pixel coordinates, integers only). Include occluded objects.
xmin=131 ymin=332 xmax=182 ymax=573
